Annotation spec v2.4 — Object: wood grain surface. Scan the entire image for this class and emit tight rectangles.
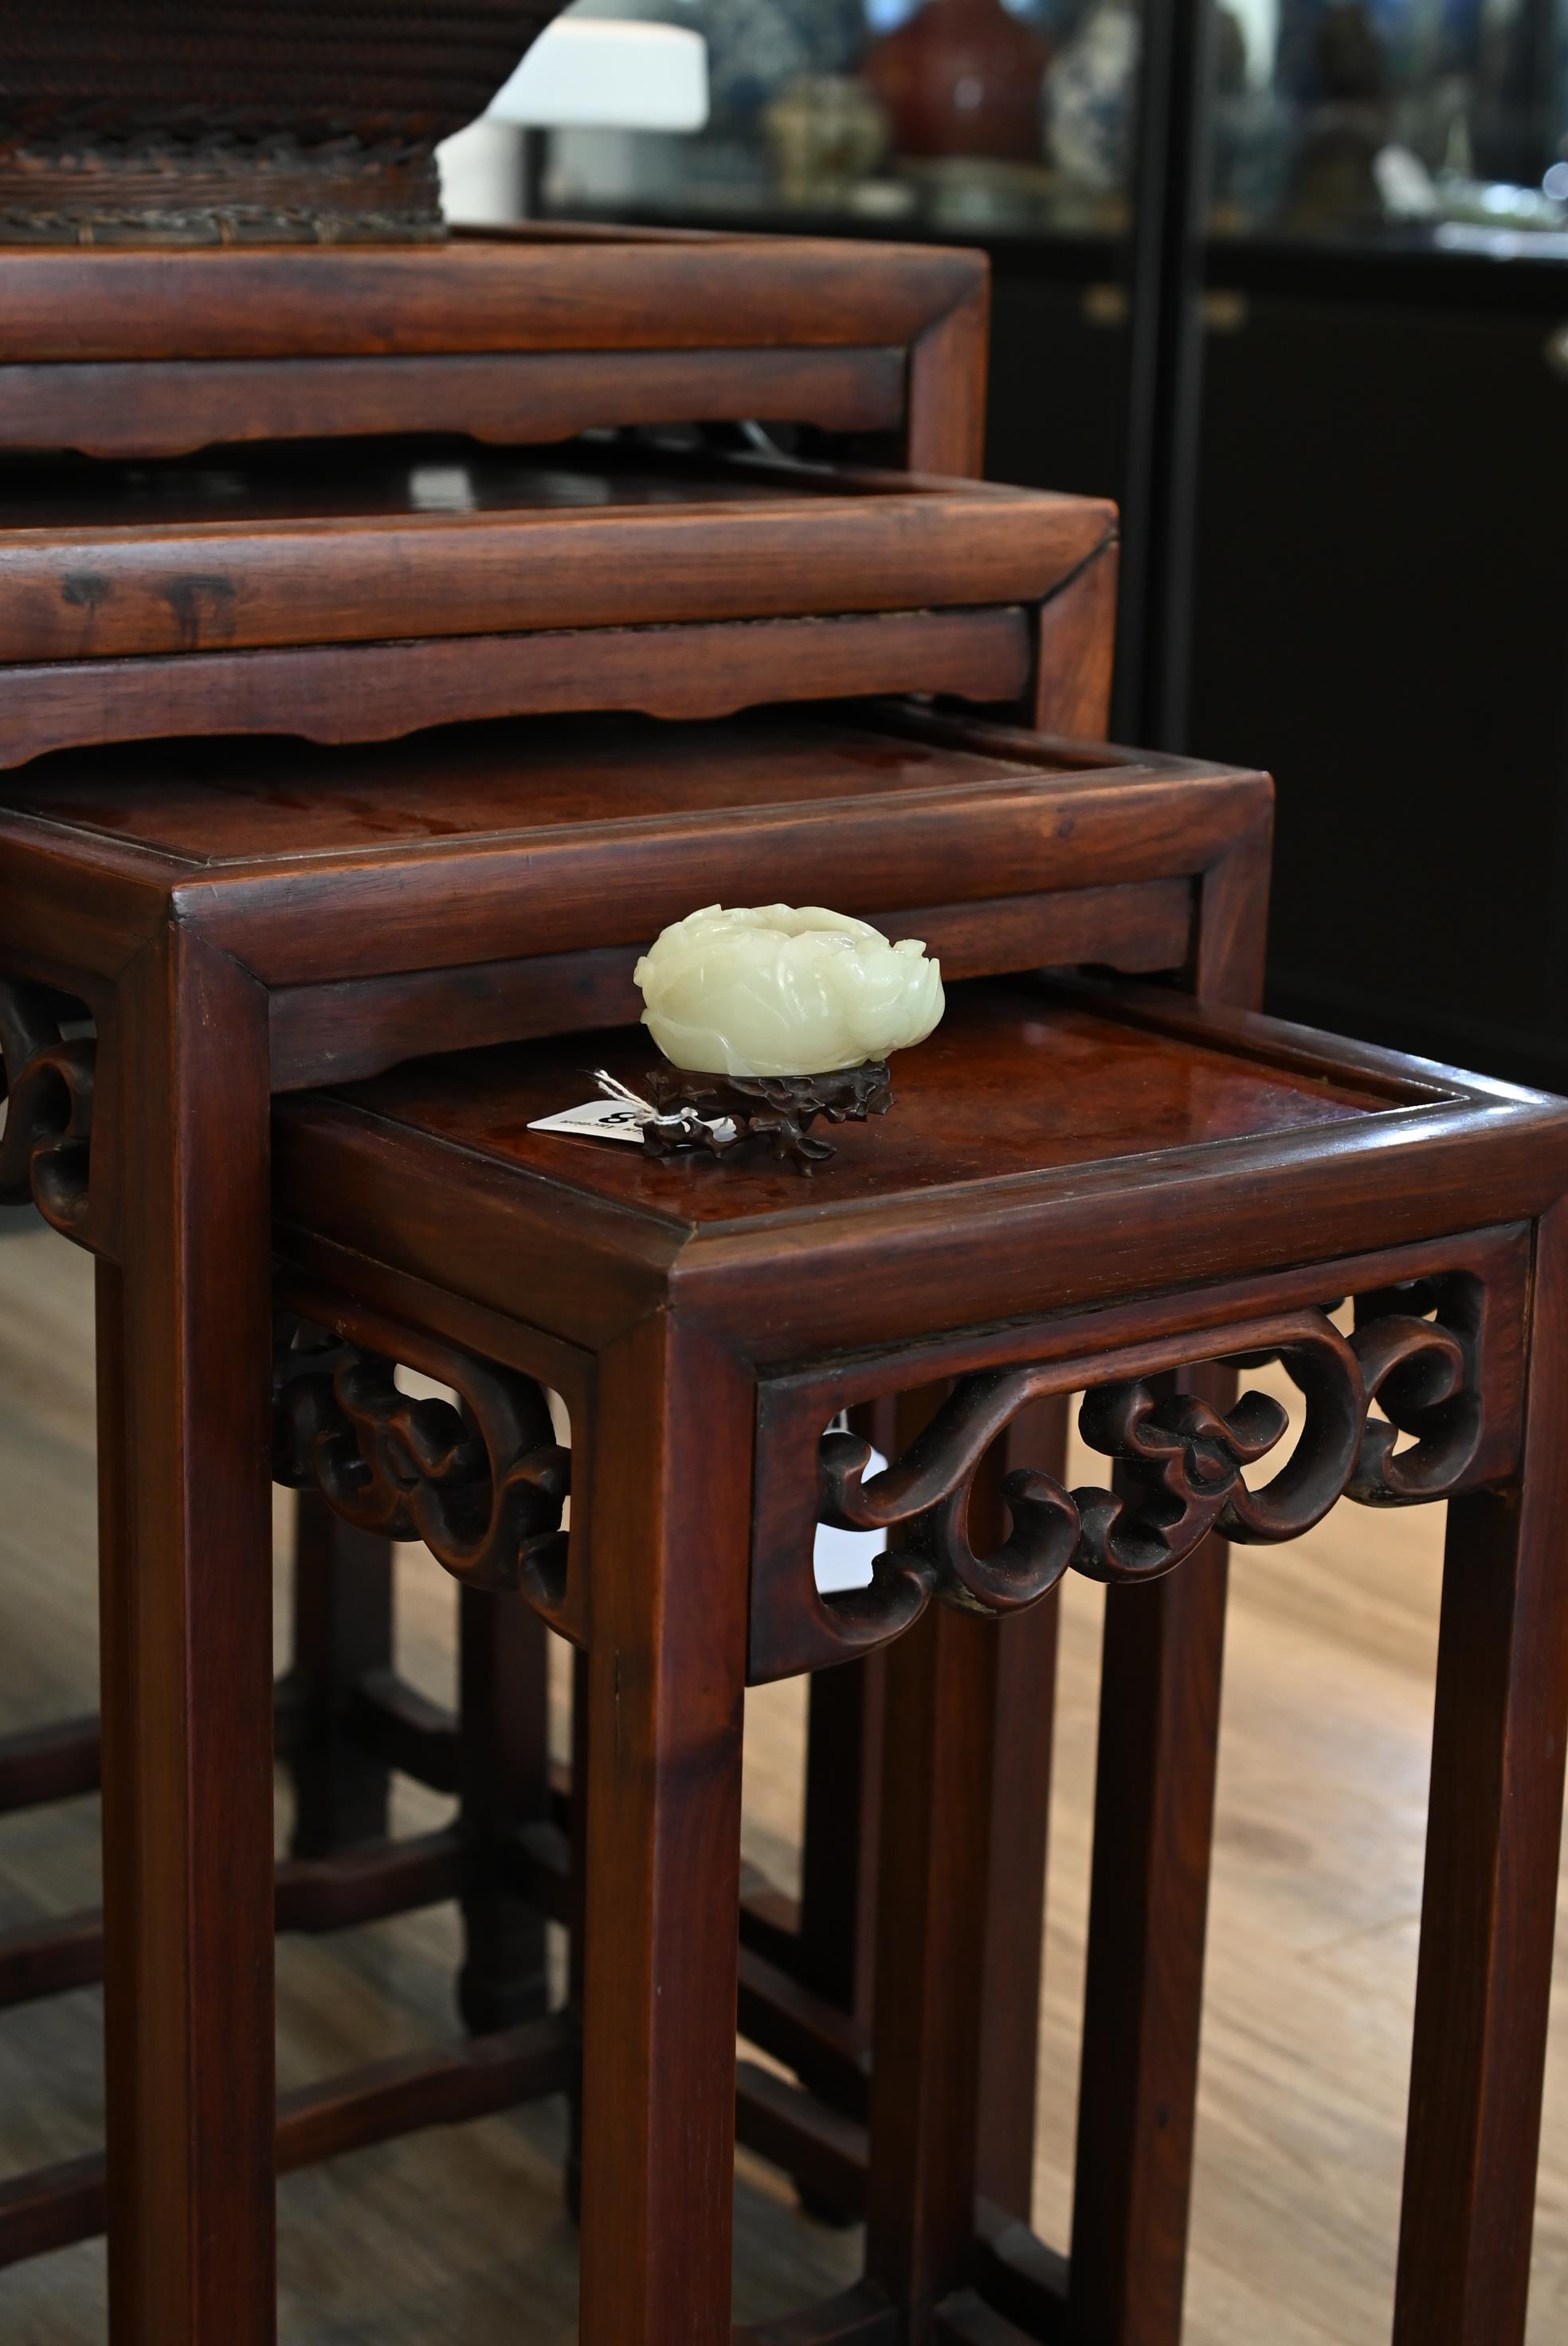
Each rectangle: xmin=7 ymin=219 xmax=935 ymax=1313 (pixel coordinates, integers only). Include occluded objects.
xmin=0 ymin=611 xmax=1033 ymax=769
xmin=0 ymin=227 xmax=985 ymax=472
xmin=0 ymin=453 xmax=1109 ymax=664
xmin=0 ymin=236 xmax=986 ymax=364
xmin=271 ymin=981 xmax=1568 ymax=1371
xmin=0 ymin=350 xmax=909 ymax=462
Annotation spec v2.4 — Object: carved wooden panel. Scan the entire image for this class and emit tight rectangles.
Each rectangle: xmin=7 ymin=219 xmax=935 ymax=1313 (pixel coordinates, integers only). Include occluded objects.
xmin=753 ymin=1267 xmax=1507 ymax=1681
xmin=0 ymin=980 xmax=95 ymax=1247
xmin=271 ymin=1253 xmax=1510 ymax=1689
xmin=272 ymin=1306 xmax=570 ymax=1632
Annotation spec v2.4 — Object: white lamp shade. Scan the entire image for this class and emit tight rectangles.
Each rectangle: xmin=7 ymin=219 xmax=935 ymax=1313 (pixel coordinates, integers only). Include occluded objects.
xmin=485 ymin=19 xmax=708 ymax=130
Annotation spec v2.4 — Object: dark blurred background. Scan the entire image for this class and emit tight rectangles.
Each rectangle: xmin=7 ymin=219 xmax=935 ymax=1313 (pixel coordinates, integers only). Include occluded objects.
xmin=533 ymin=0 xmax=1568 ymax=1092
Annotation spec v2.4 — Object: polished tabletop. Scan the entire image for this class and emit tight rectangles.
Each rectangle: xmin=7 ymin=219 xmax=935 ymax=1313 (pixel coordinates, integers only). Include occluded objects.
xmin=318 ymin=979 xmax=1390 ymax=1227
xmin=0 ymin=441 xmax=849 ymax=536
xmin=0 ymin=710 xmax=1073 ymax=865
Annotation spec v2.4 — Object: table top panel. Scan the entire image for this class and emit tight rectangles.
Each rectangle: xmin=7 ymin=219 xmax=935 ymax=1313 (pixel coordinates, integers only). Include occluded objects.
xmin=0 ymin=446 xmax=1103 ymax=664
xmin=273 ymin=977 xmax=1568 ymax=1363
xmin=0 ymin=443 xmax=853 ymax=537
xmin=0 ymin=231 xmax=985 ymax=363
xmin=323 ymin=980 xmax=1392 ymax=1229
xmin=0 ymin=712 xmax=1063 ymax=865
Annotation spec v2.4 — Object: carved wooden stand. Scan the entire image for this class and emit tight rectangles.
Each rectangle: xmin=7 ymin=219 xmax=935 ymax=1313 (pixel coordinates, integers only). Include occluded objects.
xmin=638 ymin=1059 xmax=893 ymax=1170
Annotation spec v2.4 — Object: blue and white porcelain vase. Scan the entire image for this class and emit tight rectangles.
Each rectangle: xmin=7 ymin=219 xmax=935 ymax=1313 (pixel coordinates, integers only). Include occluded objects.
xmin=1043 ymin=0 xmax=1139 ymax=193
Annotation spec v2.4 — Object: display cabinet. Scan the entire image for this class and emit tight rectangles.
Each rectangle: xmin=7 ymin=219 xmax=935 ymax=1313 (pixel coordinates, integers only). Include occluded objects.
xmin=543 ymin=0 xmax=1568 ymax=1089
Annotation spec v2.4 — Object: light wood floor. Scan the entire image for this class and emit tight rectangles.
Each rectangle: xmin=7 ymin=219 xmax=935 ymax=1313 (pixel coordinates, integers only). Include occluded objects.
xmin=0 ymin=1208 xmax=1562 ymax=2342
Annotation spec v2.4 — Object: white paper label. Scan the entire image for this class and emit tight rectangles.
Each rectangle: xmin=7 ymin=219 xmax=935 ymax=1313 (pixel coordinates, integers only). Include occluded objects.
xmin=526 ymin=1096 xmax=740 ymax=1148
xmin=527 ymin=1098 xmax=649 ymax=1144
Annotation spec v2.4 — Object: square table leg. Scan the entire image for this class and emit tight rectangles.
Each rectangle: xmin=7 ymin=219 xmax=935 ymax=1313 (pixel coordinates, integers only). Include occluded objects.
xmin=1394 ymin=1197 xmax=1568 ymax=2345
xmin=457 ymin=1583 xmax=552 ymax=2031
xmin=1067 ymin=1533 xmax=1229 ymax=2342
xmin=287 ymin=1501 xmax=394 ymax=1858
xmin=797 ymin=1399 xmax=1064 ymax=2237
xmin=975 ymin=1400 xmax=1067 ymax=2221
xmin=97 ymin=931 xmax=276 ymax=2345
xmin=864 ymin=1601 xmax=999 ymax=2343
xmin=798 ymin=1657 xmax=885 ymax=2025
xmin=1068 ymin=1364 xmax=1233 ymax=2344
xmin=577 ymin=1316 xmax=752 ymax=2346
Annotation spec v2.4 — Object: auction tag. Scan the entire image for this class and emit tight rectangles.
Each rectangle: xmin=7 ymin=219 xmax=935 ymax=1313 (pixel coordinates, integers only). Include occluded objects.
xmin=527 ymin=1098 xmax=649 ymax=1145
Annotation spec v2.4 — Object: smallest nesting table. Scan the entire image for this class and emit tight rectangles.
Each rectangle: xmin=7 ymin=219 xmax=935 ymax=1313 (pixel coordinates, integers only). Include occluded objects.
xmin=269 ymin=974 xmax=1568 ymax=2346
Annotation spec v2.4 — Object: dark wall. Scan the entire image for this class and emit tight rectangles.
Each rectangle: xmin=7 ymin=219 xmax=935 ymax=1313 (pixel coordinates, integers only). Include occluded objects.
xmin=979 ymin=258 xmax=1568 ymax=1091
xmin=558 ymin=204 xmax=1568 ymax=1091
xmin=1190 ymin=291 xmax=1568 ymax=1088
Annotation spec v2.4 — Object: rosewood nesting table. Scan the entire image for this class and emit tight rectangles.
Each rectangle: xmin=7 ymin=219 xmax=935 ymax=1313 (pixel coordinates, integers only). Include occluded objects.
xmin=0 ymin=226 xmax=994 ymax=476
xmin=0 ymin=441 xmax=1113 ymax=767
xmin=0 ymin=709 xmax=1270 ymax=2340
xmin=0 ymin=227 xmax=1120 ymax=763
xmin=255 ymin=975 xmax=1568 ymax=2346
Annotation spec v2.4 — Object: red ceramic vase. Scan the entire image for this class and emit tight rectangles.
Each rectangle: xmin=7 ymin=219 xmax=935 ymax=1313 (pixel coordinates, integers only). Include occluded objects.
xmin=862 ymin=0 xmax=1052 ymax=165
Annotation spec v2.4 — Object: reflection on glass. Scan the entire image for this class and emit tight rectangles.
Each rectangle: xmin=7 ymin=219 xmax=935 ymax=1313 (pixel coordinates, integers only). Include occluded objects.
xmin=548 ymin=0 xmax=1143 ymax=234
xmin=1217 ymin=0 xmax=1568 ymax=246
xmin=546 ymin=0 xmax=1568 ymax=249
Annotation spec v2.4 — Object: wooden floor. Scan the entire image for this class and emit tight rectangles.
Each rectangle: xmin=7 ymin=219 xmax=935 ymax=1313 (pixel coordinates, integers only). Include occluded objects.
xmin=0 ymin=1206 xmax=1562 ymax=2342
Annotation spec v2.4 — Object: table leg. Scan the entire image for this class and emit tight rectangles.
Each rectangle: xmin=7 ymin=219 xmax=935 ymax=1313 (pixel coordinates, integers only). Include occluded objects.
xmin=577 ymin=1316 xmax=751 ymax=2346
xmin=566 ymin=1640 xmax=590 ymax=2223
xmin=864 ymin=1601 xmax=998 ymax=2344
xmin=795 ymin=1394 xmax=892 ymax=2034
xmin=806 ymin=1385 xmax=1064 ymax=2258
xmin=976 ymin=1398 xmax=1066 ymax=2221
xmin=1068 ymin=1371 xmax=1231 ymax=2345
xmin=98 ymin=931 xmax=276 ymax=2345
xmin=458 ymin=1583 xmax=551 ymax=2030
xmin=798 ymin=1655 xmax=884 ymax=2020
xmin=287 ymin=1499 xmax=394 ymax=1857
xmin=799 ymin=1395 xmax=1063 ymax=2238
xmin=1394 ymin=1197 xmax=1568 ymax=2345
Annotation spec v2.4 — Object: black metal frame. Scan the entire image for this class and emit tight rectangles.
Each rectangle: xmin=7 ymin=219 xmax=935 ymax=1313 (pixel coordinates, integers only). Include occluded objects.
xmin=1111 ymin=0 xmax=1217 ymax=750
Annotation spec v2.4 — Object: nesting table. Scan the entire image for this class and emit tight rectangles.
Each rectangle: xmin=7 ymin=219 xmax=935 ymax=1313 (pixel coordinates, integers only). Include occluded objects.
xmin=0 ymin=707 xmax=1272 ymax=2339
xmin=0 ymin=225 xmax=1121 ymax=756
xmin=257 ymin=974 xmax=1568 ymax=2345
xmin=0 ymin=441 xmax=1111 ymax=766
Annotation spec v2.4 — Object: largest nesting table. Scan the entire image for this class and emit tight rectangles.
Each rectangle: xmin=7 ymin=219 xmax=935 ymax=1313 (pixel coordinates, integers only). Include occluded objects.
xmin=0 ymin=705 xmax=1272 ymax=2341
